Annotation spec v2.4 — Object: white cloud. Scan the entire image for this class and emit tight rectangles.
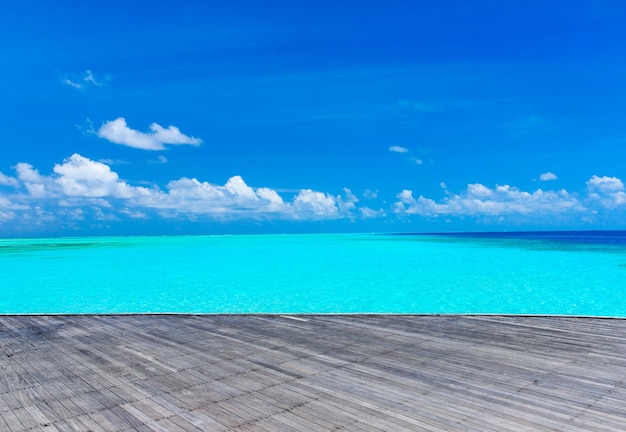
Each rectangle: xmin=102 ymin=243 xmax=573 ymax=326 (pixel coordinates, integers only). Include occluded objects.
xmin=153 ymin=178 xmax=357 ymax=220
xmin=292 ymin=190 xmax=340 ymax=218
xmin=360 ymin=207 xmax=386 ymax=219
xmin=390 ymin=146 xmax=428 ymax=166
xmin=539 ymin=172 xmax=557 ymax=181
xmin=53 ymin=154 xmax=137 ymax=198
xmin=120 ymin=209 xmax=147 ymax=219
xmin=66 ymin=208 xmax=85 ymax=221
xmin=15 ymin=163 xmax=43 ymax=183
xmin=587 ymin=175 xmax=624 ymax=192
xmin=0 ymin=210 xmax=16 ymax=221
xmin=15 ymin=163 xmax=55 ymax=198
xmin=62 ymin=70 xmax=105 ymax=90
xmin=0 ymin=172 xmax=18 ymax=187
xmin=225 ymin=176 xmax=258 ymax=201
xmin=155 ymin=174 xmax=287 ymax=217
xmin=394 ymin=183 xmax=583 ymax=216
xmin=5 ymin=153 xmax=626 ymax=232
xmin=587 ymin=175 xmax=626 ymax=207
xmin=7 ymin=154 xmax=361 ymax=224
xmin=58 ymin=198 xmax=113 ymax=208
xmin=256 ymin=187 xmax=287 ymax=212
xmin=389 ymin=146 xmax=409 ymax=153
xmin=83 ymin=70 xmax=101 ymax=86
xmin=339 ymin=188 xmax=358 ymax=209
xmin=63 ymin=79 xmax=84 ymax=90
xmin=97 ymin=118 xmax=202 ymax=151
xmin=363 ymin=189 xmax=378 ymax=199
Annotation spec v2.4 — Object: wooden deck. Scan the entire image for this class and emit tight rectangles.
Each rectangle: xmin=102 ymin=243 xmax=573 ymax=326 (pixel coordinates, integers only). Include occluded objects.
xmin=1 ymin=315 xmax=626 ymax=431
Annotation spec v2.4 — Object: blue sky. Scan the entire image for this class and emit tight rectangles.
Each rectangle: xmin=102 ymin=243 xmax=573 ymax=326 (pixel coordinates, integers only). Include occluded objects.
xmin=1 ymin=1 xmax=626 ymax=236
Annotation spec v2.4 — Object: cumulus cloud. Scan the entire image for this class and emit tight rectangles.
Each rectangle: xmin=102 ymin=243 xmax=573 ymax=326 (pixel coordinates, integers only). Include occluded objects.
xmin=97 ymin=118 xmax=202 ymax=151
xmin=143 ymin=178 xmax=354 ymax=220
xmin=394 ymin=183 xmax=583 ymax=216
xmin=53 ymin=154 xmax=138 ymax=198
xmin=587 ymin=175 xmax=626 ymax=207
xmin=4 ymin=153 xmax=626 ymax=232
xmin=539 ymin=172 xmax=557 ymax=181
xmin=587 ymin=175 xmax=624 ymax=192
xmin=156 ymin=175 xmax=282 ymax=216
xmin=292 ymin=190 xmax=340 ymax=218
xmin=151 ymin=177 xmax=352 ymax=219
xmin=0 ymin=154 xmax=359 ymax=228
xmin=389 ymin=146 xmax=409 ymax=153
xmin=15 ymin=163 xmax=55 ymax=198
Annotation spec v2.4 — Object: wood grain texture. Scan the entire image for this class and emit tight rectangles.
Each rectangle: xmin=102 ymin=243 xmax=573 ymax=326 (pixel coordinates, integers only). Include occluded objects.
xmin=1 ymin=315 xmax=625 ymax=431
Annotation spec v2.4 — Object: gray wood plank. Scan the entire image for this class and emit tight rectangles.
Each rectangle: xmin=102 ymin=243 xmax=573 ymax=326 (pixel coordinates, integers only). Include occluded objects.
xmin=1 ymin=315 xmax=626 ymax=431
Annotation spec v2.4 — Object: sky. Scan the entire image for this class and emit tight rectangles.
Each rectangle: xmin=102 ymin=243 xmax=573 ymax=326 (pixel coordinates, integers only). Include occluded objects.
xmin=1 ymin=1 xmax=626 ymax=236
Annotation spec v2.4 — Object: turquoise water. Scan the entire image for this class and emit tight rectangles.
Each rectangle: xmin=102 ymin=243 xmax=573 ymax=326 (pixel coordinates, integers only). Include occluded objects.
xmin=1 ymin=232 xmax=626 ymax=316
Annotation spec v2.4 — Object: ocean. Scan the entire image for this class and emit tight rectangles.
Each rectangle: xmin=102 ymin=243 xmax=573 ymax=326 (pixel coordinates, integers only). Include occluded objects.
xmin=1 ymin=231 xmax=625 ymax=316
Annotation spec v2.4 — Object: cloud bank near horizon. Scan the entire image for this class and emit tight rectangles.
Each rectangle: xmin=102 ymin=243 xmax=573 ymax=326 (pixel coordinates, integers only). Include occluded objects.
xmin=0 ymin=154 xmax=361 ymax=231
xmin=393 ymin=176 xmax=626 ymax=223
xmin=394 ymin=184 xmax=583 ymax=217
xmin=1 ymin=154 xmax=626 ymax=233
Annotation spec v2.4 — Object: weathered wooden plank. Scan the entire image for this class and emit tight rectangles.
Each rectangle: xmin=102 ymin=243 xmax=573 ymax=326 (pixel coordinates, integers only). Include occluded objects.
xmin=0 ymin=414 xmax=12 ymax=432
xmin=179 ymin=408 xmax=228 ymax=431
xmin=8 ymin=408 xmax=38 ymax=431
xmin=1 ymin=315 xmax=626 ymax=431
xmin=0 ymin=411 xmax=23 ymax=432
xmin=72 ymin=413 xmax=110 ymax=432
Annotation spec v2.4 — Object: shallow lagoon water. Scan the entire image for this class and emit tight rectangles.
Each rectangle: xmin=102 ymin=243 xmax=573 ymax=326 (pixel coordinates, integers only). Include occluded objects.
xmin=1 ymin=232 xmax=625 ymax=316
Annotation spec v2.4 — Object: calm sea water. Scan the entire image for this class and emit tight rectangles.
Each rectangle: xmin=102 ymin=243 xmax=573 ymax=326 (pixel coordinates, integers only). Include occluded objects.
xmin=1 ymin=232 xmax=625 ymax=316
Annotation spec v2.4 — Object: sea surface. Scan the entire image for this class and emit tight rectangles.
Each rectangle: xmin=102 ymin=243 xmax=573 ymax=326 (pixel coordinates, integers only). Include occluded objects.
xmin=1 ymin=231 xmax=626 ymax=316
